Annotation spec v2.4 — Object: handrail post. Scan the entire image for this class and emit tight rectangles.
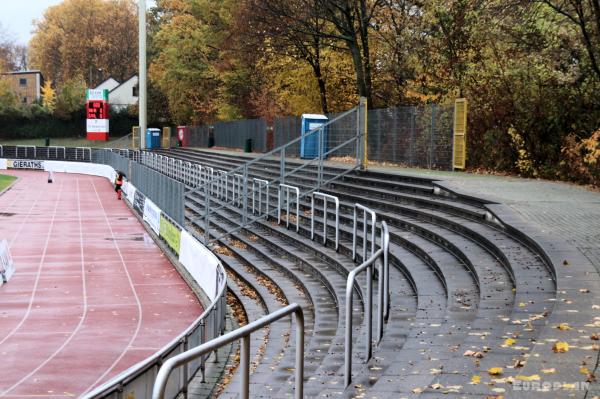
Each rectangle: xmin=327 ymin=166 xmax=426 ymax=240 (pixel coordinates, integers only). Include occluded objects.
xmin=240 ymin=335 xmax=250 ymax=399
xmin=204 ymin=181 xmax=210 ymax=245
xmin=344 ymin=270 xmax=355 ymax=387
xmin=280 ymin=147 xmax=285 ymax=186
xmin=242 ymin=165 xmax=248 ymax=224
xmin=294 ymin=306 xmax=305 ymax=399
xmin=383 ymin=221 xmax=390 ymax=321
xmin=377 ymin=221 xmax=389 ymax=339
xmin=311 ymin=192 xmax=340 ymax=251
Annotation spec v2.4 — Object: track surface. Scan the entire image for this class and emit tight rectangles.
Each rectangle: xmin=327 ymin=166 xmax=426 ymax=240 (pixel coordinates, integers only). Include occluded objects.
xmin=0 ymin=170 xmax=202 ymax=398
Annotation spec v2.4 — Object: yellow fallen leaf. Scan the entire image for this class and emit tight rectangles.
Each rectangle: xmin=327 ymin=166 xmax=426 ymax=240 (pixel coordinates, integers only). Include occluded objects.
xmin=516 ymin=374 xmax=540 ymax=381
xmin=553 ymin=341 xmax=569 ymax=353
xmin=563 ymin=383 xmax=576 ymax=389
xmin=518 ymin=302 xmax=526 ymax=307
xmin=580 ymin=367 xmax=591 ymax=374
xmin=541 ymin=368 xmax=556 ymax=374
xmin=411 ymin=387 xmax=424 ymax=394
xmin=430 ymin=383 xmax=442 ymax=389
xmin=488 ymin=367 xmax=503 ymax=376
xmin=470 ymin=375 xmax=481 ymax=384
xmin=502 ymin=338 xmax=516 ymax=347
xmin=556 ymin=323 xmax=571 ymax=330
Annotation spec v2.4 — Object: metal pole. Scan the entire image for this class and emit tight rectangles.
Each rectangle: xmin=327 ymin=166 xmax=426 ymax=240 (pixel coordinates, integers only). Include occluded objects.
xmin=352 ymin=207 xmax=358 ymax=261
xmin=280 ymin=148 xmax=285 ymax=185
xmin=383 ymin=221 xmax=390 ymax=321
xmin=240 ymin=335 xmax=250 ymax=399
xmin=344 ymin=273 xmax=354 ymax=387
xmin=311 ymin=195 xmax=315 ymax=240
xmin=322 ymin=197 xmax=327 ymax=245
xmin=204 ymin=183 xmax=210 ymax=245
xmin=242 ymin=166 xmax=248 ymax=224
xmin=139 ymin=0 xmax=147 ymax=149
xmin=294 ymin=309 xmax=305 ymax=399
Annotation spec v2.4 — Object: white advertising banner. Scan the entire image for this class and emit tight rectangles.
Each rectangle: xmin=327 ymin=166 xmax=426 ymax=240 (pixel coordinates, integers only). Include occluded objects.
xmin=86 ymin=119 xmax=109 ymax=133
xmin=44 ymin=161 xmax=115 ymax=181
xmin=0 ymin=159 xmax=7 ymax=170
xmin=143 ymin=197 xmax=161 ymax=235
xmin=179 ymin=230 xmax=220 ymax=300
xmin=0 ymin=239 xmax=15 ymax=283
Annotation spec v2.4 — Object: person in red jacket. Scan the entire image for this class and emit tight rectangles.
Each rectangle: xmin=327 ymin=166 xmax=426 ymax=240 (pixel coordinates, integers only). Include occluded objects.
xmin=114 ymin=172 xmax=124 ymax=200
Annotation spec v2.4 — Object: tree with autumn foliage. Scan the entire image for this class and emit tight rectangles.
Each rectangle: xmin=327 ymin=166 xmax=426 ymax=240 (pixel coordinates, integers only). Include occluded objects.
xmin=29 ymin=0 xmax=138 ymax=86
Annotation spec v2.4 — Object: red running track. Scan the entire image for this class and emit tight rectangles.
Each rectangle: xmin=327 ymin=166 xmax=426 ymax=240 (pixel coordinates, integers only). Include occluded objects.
xmin=0 ymin=170 xmax=203 ymax=398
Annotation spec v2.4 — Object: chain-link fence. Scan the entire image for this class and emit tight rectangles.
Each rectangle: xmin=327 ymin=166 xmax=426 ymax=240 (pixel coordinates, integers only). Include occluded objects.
xmin=367 ymin=104 xmax=453 ymax=170
xmin=186 ymin=104 xmax=453 ymax=170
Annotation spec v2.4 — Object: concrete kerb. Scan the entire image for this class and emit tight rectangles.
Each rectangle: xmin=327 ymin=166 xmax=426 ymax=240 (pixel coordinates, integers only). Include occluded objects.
xmin=0 ymin=175 xmax=17 ymax=197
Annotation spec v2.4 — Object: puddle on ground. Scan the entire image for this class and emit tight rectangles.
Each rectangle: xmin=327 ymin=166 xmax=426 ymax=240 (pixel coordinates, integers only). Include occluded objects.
xmin=105 ymin=236 xmax=145 ymax=241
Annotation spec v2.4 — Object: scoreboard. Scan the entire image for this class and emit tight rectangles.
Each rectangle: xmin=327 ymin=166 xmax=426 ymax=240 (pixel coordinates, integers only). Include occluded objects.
xmin=86 ymin=89 xmax=109 ymax=141
xmin=86 ymin=100 xmax=109 ymax=120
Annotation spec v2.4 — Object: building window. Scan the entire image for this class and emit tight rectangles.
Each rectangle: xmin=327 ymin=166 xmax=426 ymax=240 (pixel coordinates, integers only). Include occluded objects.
xmin=132 ymin=86 xmax=139 ymax=97
xmin=19 ymin=78 xmax=27 ymax=86
xmin=22 ymin=97 xmax=27 ymax=103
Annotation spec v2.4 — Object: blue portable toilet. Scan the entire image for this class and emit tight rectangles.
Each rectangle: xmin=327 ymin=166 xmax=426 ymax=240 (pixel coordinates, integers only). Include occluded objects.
xmin=146 ymin=128 xmax=162 ymax=149
xmin=300 ymin=114 xmax=328 ymax=159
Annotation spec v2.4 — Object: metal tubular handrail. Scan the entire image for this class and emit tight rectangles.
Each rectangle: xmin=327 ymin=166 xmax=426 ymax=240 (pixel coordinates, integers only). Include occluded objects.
xmin=350 ymin=203 xmax=376 ymax=373
xmin=0 ymin=145 xmax=2 ymax=157
xmin=152 ymin=303 xmax=305 ymax=399
xmin=344 ymin=221 xmax=389 ymax=388
xmin=217 ymin=170 xmax=228 ymax=201
xmin=278 ymin=184 xmax=300 ymax=232
xmin=311 ymin=192 xmax=339 ymax=251
xmin=252 ymin=178 xmax=269 ymax=216
xmin=353 ymin=203 xmax=376 ymax=262
xmin=75 ymin=147 xmax=91 ymax=161
xmin=47 ymin=146 xmax=66 ymax=159
xmin=233 ymin=173 xmax=244 ymax=207
xmin=16 ymin=145 xmax=36 ymax=159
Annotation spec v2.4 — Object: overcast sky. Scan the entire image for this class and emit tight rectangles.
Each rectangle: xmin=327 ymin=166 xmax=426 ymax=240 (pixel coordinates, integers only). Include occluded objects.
xmin=0 ymin=0 xmax=156 ymax=45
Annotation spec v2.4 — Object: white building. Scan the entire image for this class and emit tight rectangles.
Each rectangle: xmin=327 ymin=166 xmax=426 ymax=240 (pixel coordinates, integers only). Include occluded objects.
xmin=94 ymin=75 xmax=138 ymax=111
xmin=95 ymin=77 xmax=120 ymax=92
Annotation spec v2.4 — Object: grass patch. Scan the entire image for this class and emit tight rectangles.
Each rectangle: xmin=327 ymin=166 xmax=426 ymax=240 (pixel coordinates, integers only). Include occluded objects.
xmin=0 ymin=174 xmax=17 ymax=192
xmin=0 ymin=136 xmax=132 ymax=149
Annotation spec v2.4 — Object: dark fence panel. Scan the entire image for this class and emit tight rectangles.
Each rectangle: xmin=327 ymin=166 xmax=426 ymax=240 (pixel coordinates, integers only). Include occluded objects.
xmin=213 ymin=119 xmax=267 ymax=152
xmin=189 ymin=125 xmax=211 ymax=147
xmin=273 ymin=116 xmax=302 ymax=156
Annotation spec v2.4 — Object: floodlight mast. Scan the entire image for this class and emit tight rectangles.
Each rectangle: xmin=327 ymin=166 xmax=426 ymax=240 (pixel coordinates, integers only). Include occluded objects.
xmin=139 ymin=0 xmax=147 ymax=149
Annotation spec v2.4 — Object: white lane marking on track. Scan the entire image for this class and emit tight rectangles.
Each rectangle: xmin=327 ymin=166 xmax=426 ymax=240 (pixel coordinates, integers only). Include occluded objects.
xmin=0 ymin=178 xmax=64 ymax=346
xmin=0 ymin=177 xmax=89 ymax=396
xmin=4 ymin=172 xmax=46 ymax=248
xmin=79 ymin=177 xmax=144 ymax=395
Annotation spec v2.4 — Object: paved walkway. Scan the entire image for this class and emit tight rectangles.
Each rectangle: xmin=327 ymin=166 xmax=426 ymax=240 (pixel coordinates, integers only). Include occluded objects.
xmin=0 ymin=170 xmax=203 ymax=398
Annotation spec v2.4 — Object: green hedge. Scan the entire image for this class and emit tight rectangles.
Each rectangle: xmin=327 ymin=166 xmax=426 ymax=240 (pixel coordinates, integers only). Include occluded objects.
xmin=0 ymin=106 xmax=137 ymax=139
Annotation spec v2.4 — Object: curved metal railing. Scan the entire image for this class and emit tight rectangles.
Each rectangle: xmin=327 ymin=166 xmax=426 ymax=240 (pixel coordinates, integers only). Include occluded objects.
xmin=152 ymin=303 xmax=305 ymax=399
